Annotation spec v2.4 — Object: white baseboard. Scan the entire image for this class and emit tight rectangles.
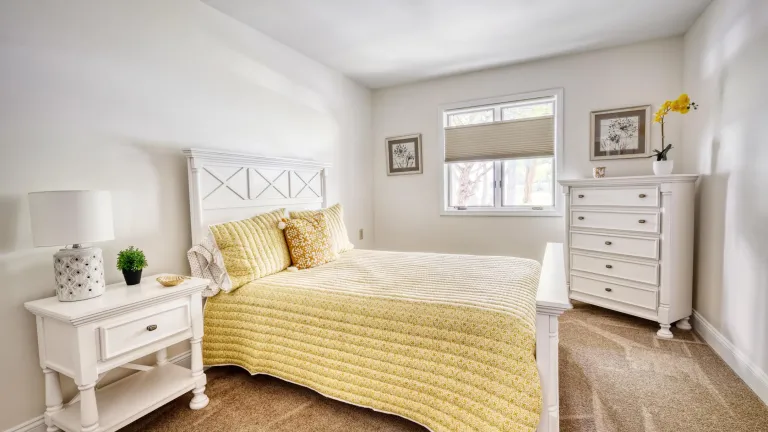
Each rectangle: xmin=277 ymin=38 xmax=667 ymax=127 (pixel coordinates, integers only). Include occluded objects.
xmin=3 ymin=351 xmax=193 ymax=432
xmin=1 ymin=417 xmax=44 ymax=432
xmin=692 ymin=310 xmax=768 ymax=404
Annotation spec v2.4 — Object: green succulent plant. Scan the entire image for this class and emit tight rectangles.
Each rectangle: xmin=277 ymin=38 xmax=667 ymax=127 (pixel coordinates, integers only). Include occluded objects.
xmin=116 ymin=246 xmax=148 ymax=272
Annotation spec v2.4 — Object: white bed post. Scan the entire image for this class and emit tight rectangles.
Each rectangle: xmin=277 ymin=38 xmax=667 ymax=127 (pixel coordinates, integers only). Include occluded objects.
xmin=186 ymin=155 xmax=205 ymax=246
xmin=536 ymin=243 xmax=572 ymax=432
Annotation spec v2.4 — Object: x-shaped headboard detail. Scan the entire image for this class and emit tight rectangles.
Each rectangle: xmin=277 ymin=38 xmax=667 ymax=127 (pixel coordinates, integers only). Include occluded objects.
xmin=252 ymin=169 xmax=288 ymax=199
xmin=292 ymin=172 xmax=321 ymax=198
xmin=184 ymin=148 xmax=330 ymax=245
xmin=203 ymin=167 xmax=246 ymax=200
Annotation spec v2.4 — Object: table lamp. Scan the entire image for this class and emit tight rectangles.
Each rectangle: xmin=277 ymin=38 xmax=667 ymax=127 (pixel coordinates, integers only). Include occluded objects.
xmin=28 ymin=190 xmax=115 ymax=301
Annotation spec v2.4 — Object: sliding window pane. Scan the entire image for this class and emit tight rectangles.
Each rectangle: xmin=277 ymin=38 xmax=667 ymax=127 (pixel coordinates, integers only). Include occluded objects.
xmin=502 ymin=158 xmax=554 ymax=206
xmin=448 ymin=161 xmax=494 ymax=207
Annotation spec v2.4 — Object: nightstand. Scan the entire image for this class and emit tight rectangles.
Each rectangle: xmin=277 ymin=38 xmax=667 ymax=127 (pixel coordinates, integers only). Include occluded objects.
xmin=25 ymin=275 xmax=210 ymax=432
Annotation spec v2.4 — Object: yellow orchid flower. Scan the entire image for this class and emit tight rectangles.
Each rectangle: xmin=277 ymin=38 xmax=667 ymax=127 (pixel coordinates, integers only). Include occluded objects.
xmin=656 ymin=93 xmax=698 ymax=151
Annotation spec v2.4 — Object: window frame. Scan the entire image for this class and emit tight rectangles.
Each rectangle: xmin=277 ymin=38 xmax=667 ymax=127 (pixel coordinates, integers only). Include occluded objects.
xmin=438 ymin=88 xmax=564 ymax=217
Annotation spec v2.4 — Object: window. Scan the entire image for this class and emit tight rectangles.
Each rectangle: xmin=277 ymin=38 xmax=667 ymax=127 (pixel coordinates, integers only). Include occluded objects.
xmin=440 ymin=89 xmax=562 ymax=216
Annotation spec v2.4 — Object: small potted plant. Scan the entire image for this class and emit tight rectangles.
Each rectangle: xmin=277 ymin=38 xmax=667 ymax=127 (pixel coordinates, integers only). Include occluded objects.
xmin=648 ymin=143 xmax=674 ymax=175
xmin=650 ymin=93 xmax=698 ymax=175
xmin=117 ymin=246 xmax=148 ymax=285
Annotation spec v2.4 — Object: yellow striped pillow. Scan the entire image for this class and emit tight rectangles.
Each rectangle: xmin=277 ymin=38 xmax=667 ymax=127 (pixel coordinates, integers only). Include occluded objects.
xmin=208 ymin=209 xmax=291 ymax=290
xmin=290 ymin=203 xmax=354 ymax=253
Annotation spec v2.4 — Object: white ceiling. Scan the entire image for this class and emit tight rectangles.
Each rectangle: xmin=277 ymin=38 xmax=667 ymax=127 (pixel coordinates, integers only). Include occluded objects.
xmin=204 ymin=0 xmax=711 ymax=89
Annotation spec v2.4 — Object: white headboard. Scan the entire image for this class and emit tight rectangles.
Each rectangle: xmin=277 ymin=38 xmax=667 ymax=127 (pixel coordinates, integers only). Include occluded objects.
xmin=183 ymin=148 xmax=330 ymax=245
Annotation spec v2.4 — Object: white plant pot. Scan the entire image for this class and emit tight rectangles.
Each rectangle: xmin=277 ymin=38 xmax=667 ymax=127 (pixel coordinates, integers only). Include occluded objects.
xmin=653 ymin=160 xmax=674 ymax=176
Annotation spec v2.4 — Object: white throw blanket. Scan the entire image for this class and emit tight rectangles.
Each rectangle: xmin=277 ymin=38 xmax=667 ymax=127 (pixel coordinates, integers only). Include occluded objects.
xmin=186 ymin=232 xmax=232 ymax=297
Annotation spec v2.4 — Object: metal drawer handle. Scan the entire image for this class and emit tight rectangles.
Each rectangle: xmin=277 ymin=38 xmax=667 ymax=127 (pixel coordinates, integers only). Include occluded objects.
xmin=146 ymin=324 xmax=158 ymax=332
xmin=639 ymin=219 xmax=646 ymax=224
xmin=578 ymin=216 xmax=585 ymax=220
xmin=639 ymin=193 xmax=647 ymax=198
xmin=605 ymin=241 xmax=612 ymax=245
xmin=605 ymin=264 xmax=613 ymax=269
xmin=604 ymin=288 xmax=613 ymax=292
xmin=578 ymin=194 xmax=585 ymax=198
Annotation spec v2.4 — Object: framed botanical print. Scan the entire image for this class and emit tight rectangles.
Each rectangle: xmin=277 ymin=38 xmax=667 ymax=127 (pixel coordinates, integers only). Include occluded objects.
xmin=385 ymin=133 xmax=423 ymax=175
xmin=590 ymin=105 xmax=651 ymax=160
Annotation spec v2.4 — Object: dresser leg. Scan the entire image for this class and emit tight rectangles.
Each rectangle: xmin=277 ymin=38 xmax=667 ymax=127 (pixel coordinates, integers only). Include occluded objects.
xmin=676 ymin=316 xmax=692 ymax=330
xmin=77 ymin=383 xmax=99 ymax=432
xmin=189 ymin=337 xmax=209 ymax=410
xmin=656 ymin=324 xmax=674 ymax=339
xmin=43 ymin=368 xmax=63 ymax=432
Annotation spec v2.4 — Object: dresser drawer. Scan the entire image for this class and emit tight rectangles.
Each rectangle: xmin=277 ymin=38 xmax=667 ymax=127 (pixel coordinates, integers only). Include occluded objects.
xmin=571 ymin=231 xmax=659 ymax=260
xmin=571 ymin=187 xmax=659 ymax=207
xmin=571 ymin=253 xmax=658 ymax=285
xmin=571 ymin=210 xmax=659 ymax=233
xmin=571 ymin=274 xmax=657 ymax=310
xmin=98 ymin=303 xmax=191 ymax=361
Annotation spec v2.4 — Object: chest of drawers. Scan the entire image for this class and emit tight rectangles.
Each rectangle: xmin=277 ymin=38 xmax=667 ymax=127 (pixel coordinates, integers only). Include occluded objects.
xmin=560 ymin=175 xmax=698 ymax=338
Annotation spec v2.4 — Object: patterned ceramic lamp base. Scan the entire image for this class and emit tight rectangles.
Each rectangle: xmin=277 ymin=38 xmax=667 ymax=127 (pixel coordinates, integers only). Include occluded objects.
xmin=53 ymin=247 xmax=106 ymax=301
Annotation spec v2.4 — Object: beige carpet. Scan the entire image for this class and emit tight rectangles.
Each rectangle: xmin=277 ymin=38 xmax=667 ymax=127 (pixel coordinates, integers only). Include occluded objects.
xmin=121 ymin=302 xmax=768 ymax=431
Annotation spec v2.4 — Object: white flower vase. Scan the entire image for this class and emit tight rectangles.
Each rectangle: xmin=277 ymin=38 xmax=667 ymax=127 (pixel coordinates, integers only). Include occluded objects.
xmin=653 ymin=160 xmax=674 ymax=176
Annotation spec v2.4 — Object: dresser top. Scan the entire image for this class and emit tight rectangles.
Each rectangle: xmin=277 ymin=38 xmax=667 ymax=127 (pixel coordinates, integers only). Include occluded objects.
xmin=25 ymin=275 xmax=209 ymax=325
xmin=559 ymin=174 xmax=698 ymax=187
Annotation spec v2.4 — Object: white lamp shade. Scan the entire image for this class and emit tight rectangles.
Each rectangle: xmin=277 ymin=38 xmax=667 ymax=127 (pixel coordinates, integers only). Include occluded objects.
xmin=29 ymin=190 xmax=115 ymax=247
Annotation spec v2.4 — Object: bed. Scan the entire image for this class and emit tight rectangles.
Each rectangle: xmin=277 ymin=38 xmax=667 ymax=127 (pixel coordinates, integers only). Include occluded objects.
xmin=183 ymin=148 xmax=571 ymax=431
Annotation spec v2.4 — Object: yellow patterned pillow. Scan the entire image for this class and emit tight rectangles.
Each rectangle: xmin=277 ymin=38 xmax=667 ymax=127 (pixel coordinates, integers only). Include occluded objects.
xmin=290 ymin=203 xmax=354 ymax=254
xmin=208 ymin=209 xmax=291 ymax=290
xmin=281 ymin=213 xmax=337 ymax=269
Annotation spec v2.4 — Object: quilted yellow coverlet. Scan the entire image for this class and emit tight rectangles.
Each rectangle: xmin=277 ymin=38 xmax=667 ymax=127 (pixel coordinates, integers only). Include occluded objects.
xmin=204 ymin=249 xmax=542 ymax=431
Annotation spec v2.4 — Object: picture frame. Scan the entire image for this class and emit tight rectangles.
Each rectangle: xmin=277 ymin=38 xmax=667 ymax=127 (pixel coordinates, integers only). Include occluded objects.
xmin=590 ymin=105 xmax=651 ymax=160
xmin=385 ymin=133 xmax=423 ymax=176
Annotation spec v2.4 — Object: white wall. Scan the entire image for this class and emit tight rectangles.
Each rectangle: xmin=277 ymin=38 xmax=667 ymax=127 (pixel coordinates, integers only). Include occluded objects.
xmin=682 ymin=0 xmax=768 ymax=397
xmin=372 ymin=38 xmax=684 ymax=259
xmin=0 ymin=0 xmax=372 ymax=429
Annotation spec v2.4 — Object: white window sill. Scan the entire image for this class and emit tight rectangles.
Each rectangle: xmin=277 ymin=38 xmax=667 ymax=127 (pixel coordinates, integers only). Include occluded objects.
xmin=440 ymin=209 xmax=562 ymax=217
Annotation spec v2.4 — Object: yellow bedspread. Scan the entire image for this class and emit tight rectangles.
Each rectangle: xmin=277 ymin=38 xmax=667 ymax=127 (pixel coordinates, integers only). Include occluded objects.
xmin=203 ymin=249 xmax=542 ymax=431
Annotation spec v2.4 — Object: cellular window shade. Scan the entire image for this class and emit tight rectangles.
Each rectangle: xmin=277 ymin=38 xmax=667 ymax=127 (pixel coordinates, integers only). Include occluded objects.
xmin=444 ymin=115 xmax=554 ymax=162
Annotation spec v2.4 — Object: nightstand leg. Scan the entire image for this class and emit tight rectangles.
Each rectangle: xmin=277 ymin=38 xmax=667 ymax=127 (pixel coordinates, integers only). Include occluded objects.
xmin=189 ymin=337 xmax=209 ymax=410
xmin=43 ymin=368 xmax=63 ymax=432
xmin=156 ymin=348 xmax=168 ymax=366
xmin=77 ymin=383 xmax=99 ymax=432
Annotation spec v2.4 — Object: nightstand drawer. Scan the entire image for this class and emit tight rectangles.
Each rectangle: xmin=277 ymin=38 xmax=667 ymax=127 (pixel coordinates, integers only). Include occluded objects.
xmin=571 ymin=187 xmax=659 ymax=207
xmin=98 ymin=303 xmax=191 ymax=361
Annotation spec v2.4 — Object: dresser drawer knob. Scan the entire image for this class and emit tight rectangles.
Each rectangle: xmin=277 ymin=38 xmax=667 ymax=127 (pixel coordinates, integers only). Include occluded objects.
xmin=604 ymin=288 xmax=613 ymax=292
xmin=639 ymin=193 xmax=647 ymax=198
xmin=578 ymin=194 xmax=585 ymax=198
xmin=605 ymin=264 xmax=613 ymax=269
xmin=639 ymin=219 xmax=646 ymax=224
xmin=146 ymin=324 xmax=158 ymax=332
xmin=604 ymin=241 xmax=612 ymax=245
xmin=578 ymin=216 xmax=585 ymax=220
